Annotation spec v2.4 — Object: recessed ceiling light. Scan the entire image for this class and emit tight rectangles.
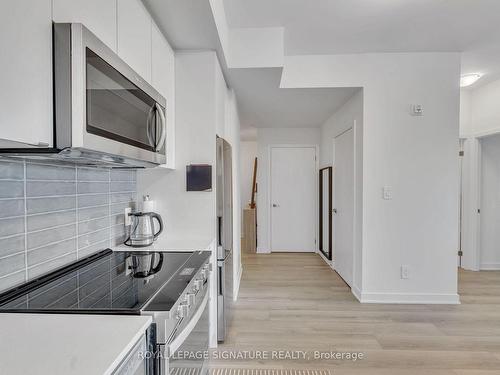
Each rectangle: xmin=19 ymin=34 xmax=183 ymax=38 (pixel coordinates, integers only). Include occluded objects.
xmin=460 ymin=73 xmax=482 ymax=88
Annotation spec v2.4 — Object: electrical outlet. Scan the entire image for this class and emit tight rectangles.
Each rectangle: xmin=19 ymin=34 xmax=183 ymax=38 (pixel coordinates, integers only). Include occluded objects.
xmin=401 ymin=265 xmax=410 ymax=279
xmin=124 ymin=207 xmax=132 ymax=226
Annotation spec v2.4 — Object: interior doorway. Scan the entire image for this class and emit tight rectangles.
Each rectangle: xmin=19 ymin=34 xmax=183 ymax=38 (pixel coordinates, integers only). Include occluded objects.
xmin=333 ymin=128 xmax=354 ymax=287
xmin=270 ymin=145 xmax=317 ymax=252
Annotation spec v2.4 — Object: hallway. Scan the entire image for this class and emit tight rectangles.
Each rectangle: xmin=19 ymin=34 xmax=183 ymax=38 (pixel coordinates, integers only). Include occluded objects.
xmin=213 ymin=252 xmax=500 ymax=374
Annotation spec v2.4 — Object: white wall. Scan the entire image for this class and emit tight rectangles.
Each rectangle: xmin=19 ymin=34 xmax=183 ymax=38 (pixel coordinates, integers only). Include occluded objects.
xmin=137 ymin=52 xmax=217 ymax=244
xmin=240 ymin=141 xmax=257 ymax=228
xmin=281 ymin=53 xmax=460 ymax=304
xmin=459 ymin=89 xmax=473 ymax=138
xmin=479 ymin=134 xmax=500 ymax=270
xmin=223 ymin=89 xmax=243 ymax=298
xmin=256 ymin=127 xmax=321 ymax=252
xmin=137 ymin=51 xmax=242 ymax=346
xmin=320 ymin=89 xmax=363 ymax=291
xmin=470 ymin=79 xmax=500 ymax=136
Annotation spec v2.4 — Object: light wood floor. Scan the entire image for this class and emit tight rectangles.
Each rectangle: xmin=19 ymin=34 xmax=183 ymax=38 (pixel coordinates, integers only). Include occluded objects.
xmin=213 ymin=252 xmax=500 ymax=374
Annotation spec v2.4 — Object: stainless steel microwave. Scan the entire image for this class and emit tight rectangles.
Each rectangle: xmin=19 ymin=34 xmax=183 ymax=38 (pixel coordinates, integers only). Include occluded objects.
xmin=53 ymin=23 xmax=167 ymax=167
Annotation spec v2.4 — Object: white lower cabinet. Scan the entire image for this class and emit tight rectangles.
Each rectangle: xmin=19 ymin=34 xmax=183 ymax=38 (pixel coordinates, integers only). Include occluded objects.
xmin=0 ymin=0 xmax=53 ymax=147
xmin=112 ymin=333 xmax=149 ymax=375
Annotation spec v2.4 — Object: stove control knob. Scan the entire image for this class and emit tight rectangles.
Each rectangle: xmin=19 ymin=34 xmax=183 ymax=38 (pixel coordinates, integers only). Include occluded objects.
xmin=177 ymin=302 xmax=189 ymax=319
xmin=193 ymin=279 xmax=204 ymax=292
xmin=201 ymin=269 xmax=208 ymax=280
xmin=185 ymin=292 xmax=196 ymax=306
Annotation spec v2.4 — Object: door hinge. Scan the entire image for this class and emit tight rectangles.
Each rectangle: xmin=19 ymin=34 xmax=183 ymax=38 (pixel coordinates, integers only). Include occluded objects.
xmin=459 ymin=150 xmax=464 ymax=157
xmin=458 ymin=250 xmax=463 ymax=256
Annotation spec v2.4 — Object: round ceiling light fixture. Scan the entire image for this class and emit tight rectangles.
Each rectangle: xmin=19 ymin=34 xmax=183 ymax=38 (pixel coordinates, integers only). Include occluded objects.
xmin=460 ymin=73 xmax=482 ymax=88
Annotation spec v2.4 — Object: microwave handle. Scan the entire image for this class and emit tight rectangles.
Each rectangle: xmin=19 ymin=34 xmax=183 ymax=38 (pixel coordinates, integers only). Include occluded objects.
xmin=146 ymin=105 xmax=156 ymax=148
xmin=155 ymin=103 xmax=166 ymax=151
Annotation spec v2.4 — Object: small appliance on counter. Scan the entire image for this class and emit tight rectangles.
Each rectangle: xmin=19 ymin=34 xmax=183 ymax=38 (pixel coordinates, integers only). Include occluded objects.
xmin=0 ymin=249 xmax=212 ymax=375
xmin=125 ymin=195 xmax=164 ymax=247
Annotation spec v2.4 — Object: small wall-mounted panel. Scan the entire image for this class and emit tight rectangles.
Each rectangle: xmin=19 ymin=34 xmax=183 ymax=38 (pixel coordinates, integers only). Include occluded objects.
xmin=186 ymin=165 xmax=212 ymax=192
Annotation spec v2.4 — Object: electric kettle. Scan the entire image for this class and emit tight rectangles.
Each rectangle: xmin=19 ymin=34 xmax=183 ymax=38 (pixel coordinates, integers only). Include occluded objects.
xmin=125 ymin=211 xmax=164 ymax=247
xmin=126 ymin=252 xmax=164 ymax=279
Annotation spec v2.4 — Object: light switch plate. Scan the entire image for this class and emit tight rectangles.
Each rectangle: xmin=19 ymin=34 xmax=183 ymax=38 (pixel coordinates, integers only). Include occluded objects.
xmin=412 ymin=104 xmax=424 ymax=116
xmin=383 ymin=186 xmax=393 ymax=200
xmin=401 ymin=265 xmax=410 ymax=279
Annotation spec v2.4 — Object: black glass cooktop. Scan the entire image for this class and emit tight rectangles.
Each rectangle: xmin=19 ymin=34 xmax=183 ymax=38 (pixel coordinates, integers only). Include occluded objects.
xmin=0 ymin=249 xmax=211 ymax=314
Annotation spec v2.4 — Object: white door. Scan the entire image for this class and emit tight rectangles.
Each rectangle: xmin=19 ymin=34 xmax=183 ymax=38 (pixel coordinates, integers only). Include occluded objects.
xmin=270 ymin=147 xmax=317 ymax=252
xmin=333 ymin=129 xmax=354 ymax=286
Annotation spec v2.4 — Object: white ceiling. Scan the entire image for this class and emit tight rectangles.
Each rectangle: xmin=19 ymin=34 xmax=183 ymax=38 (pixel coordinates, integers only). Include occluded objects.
xmin=226 ymin=69 xmax=359 ymax=129
xmin=144 ymin=0 xmax=358 ymax=134
xmin=144 ymin=0 xmax=220 ymax=51
xmin=223 ymin=0 xmax=500 ymax=86
xmin=145 ymin=0 xmax=500 ymax=139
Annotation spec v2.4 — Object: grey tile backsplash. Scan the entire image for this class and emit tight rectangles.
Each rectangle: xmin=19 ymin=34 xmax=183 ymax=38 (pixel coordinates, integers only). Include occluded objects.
xmin=0 ymin=159 xmax=137 ymax=293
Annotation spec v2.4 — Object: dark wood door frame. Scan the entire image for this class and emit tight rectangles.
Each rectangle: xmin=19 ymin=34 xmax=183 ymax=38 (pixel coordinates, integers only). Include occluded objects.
xmin=319 ymin=166 xmax=333 ymax=260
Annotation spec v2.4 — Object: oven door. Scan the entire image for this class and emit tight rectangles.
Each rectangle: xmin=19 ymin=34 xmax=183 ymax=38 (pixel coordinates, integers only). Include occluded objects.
xmin=167 ymin=291 xmax=210 ymax=375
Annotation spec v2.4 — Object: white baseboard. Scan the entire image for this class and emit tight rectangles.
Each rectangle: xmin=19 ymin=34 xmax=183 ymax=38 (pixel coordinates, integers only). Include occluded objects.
xmin=358 ymin=291 xmax=460 ymax=304
xmin=480 ymin=262 xmax=500 ymax=270
xmin=351 ymin=285 xmax=362 ymax=302
xmin=317 ymin=251 xmax=335 ymax=270
xmin=256 ymin=246 xmax=271 ymax=254
xmin=234 ymin=265 xmax=243 ymax=301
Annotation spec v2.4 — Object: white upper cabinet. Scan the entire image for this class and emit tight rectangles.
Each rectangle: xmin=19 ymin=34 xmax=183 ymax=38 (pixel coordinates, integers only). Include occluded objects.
xmin=117 ymin=0 xmax=152 ymax=82
xmin=152 ymin=23 xmax=173 ymax=98
xmin=152 ymin=22 xmax=175 ymax=168
xmin=0 ymin=0 xmax=53 ymax=147
xmin=52 ymin=0 xmax=117 ymax=51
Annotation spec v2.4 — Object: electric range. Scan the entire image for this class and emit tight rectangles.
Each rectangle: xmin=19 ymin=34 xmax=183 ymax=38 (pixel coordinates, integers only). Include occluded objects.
xmin=0 ymin=249 xmax=213 ymax=375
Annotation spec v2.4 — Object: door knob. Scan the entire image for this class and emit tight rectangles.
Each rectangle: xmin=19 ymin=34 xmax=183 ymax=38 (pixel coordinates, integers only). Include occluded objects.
xmin=272 ymin=203 xmax=280 ymax=208
xmin=332 ymin=208 xmax=337 ymax=214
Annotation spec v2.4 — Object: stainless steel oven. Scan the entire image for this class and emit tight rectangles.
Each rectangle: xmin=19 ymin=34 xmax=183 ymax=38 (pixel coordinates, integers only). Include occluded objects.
xmin=146 ymin=262 xmax=211 ymax=375
xmin=53 ymin=23 xmax=166 ymax=166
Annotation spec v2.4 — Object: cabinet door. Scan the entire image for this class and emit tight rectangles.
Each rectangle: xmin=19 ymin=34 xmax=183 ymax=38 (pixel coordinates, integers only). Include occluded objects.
xmin=117 ymin=0 xmax=152 ymax=82
xmin=152 ymin=22 xmax=175 ymax=168
xmin=0 ymin=0 xmax=53 ymax=147
xmin=52 ymin=0 xmax=117 ymax=51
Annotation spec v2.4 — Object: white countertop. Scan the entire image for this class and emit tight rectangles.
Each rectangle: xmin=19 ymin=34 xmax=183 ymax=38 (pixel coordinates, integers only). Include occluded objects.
xmin=0 ymin=313 xmax=152 ymax=375
xmin=112 ymin=236 xmax=215 ymax=252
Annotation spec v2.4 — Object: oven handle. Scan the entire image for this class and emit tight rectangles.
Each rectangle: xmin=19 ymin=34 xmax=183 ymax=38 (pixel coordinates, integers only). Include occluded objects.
xmin=167 ymin=289 xmax=209 ymax=357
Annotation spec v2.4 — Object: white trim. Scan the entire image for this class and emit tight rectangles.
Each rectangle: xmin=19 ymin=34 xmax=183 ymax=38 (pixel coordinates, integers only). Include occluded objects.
xmin=460 ymin=137 xmax=481 ymax=271
xmin=233 ymin=264 xmax=243 ymax=301
xmin=317 ymin=250 xmax=335 ymax=270
xmin=331 ymin=124 xmax=356 ymax=287
xmin=256 ymin=246 xmax=271 ymax=254
xmin=461 ymin=126 xmax=500 ymax=139
xmin=359 ymin=292 xmax=460 ymax=304
xmin=480 ymin=263 xmax=500 ymax=270
xmin=351 ymin=284 xmax=362 ymax=302
xmin=267 ymin=144 xmax=319 ymax=253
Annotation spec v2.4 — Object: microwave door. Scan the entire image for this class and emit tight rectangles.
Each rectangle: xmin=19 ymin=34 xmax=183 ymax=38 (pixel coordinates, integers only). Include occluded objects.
xmin=54 ymin=23 xmax=167 ymax=166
